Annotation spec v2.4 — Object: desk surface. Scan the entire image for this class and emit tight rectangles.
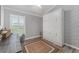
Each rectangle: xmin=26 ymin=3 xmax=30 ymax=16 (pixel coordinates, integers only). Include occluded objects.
xmin=0 ymin=34 xmax=21 ymax=53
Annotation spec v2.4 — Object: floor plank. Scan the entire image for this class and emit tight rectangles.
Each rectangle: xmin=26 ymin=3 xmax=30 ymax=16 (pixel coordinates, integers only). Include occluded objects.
xmin=0 ymin=33 xmax=21 ymax=53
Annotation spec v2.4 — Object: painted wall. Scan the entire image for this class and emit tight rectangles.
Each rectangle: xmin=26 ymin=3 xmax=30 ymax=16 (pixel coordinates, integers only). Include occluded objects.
xmin=43 ymin=8 xmax=64 ymax=46
xmin=53 ymin=5 xmax=79 ymax=48
xmin=25 ymin=15 xmax=42 ymax=38
xmin=0 ymin=6 xmax=1 ymax=25
xmin=4 ymin=9 xmax=42 ymax=39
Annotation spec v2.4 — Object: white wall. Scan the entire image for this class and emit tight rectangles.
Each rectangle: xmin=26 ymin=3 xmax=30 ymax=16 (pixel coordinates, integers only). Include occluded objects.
xmin=25 ymin=15 xmax=42 ymax=38
xmin=0 ymin=6 xmax=4 ymax=29
xmin=0 ymin=6 xmax=1 ymax=25
xmin=43 ymin=8 xmax=64 ymax=46
xmin=4 ymin=9 xmax=42 ymax=39
xmin=53 ymin=5 xmax=79 ymax=48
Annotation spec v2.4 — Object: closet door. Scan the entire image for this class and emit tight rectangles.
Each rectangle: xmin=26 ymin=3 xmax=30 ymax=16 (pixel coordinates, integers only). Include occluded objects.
xmin=43 ymin=8 xmax=64 ymax=46
xmin=43 ymin=13 xmax=57 ymax=42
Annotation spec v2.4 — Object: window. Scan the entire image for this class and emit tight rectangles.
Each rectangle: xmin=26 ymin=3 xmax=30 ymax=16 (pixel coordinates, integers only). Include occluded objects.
xmin=10 ymin=14 xmax=25 ymax=34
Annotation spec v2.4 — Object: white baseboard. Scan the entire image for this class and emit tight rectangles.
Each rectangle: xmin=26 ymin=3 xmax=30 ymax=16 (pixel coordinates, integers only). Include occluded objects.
xmin=25 ymin=35 xmax=40 ymax=40
xmin=43 ymin=37 xmax=63 ymax=47
xmin=64 ymin=43 xmax=79 ymax=50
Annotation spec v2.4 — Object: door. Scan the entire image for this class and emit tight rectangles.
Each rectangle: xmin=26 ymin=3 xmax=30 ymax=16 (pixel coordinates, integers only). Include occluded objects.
xmin=43 ymin=8 xmax=64 ymax=47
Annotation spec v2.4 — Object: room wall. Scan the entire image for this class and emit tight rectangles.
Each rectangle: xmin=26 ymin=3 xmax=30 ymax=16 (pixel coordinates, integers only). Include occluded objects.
xmin=51 ymin=5 xmax=79 ymax=48
xmin=4 ymin=9 xmax=42 ymax=39
xmin=25 ymin=15 xmax=42 ymax=38
xmin=0 ymin=6 xmax=1 ymax=25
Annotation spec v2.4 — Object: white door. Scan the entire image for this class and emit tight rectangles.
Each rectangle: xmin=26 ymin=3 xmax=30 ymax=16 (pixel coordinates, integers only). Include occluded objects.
xmin=43 ymin=8 xmax=64 ymax=47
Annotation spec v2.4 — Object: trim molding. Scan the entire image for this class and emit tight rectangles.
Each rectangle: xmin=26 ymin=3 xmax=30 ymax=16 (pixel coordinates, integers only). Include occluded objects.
xmin=43 ymin=37 xmax=63 ymax=47
xmin=47 ymin=5 xmax=56 ymax=12
xmin=4 ymin=7 xmax=42 ymax=17
xmin=64 ymin=43 xmax=79 ymax=50
xmin=25 ymin=35 xmax=40 ymax=40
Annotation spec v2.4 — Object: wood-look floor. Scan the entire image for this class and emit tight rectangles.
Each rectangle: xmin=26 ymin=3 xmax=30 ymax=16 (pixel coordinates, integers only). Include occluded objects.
xmin=21 ymin=37 xmax=79 ymax=53
xmin=23 ymin=37 xmax=63 ymax=53
xmin=0 ymin=33 xmax=21 ymax=53
xmin=1 ymin=33 xmax=79 ymax=53
xmin=24 ymin=40 xmax=55 ymax=53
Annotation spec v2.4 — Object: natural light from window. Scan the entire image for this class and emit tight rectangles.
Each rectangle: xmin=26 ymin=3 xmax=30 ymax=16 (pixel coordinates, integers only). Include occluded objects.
xmin=10 ymin=14 xmax=25 ymax=34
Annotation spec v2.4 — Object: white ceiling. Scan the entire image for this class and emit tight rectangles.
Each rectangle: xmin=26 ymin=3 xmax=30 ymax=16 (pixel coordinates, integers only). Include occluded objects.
xmin=41 ymin=5 xmax=56 ymax=14
xmin=3 ymin=5 xmax=56 ymax=17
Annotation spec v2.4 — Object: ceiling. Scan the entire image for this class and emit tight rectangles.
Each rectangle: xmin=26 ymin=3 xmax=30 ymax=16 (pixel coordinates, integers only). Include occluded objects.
xmin=3 ymin=5 xmax=56 ymax=17
xmin=41 ymin=5 xmax=56 ymax=14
